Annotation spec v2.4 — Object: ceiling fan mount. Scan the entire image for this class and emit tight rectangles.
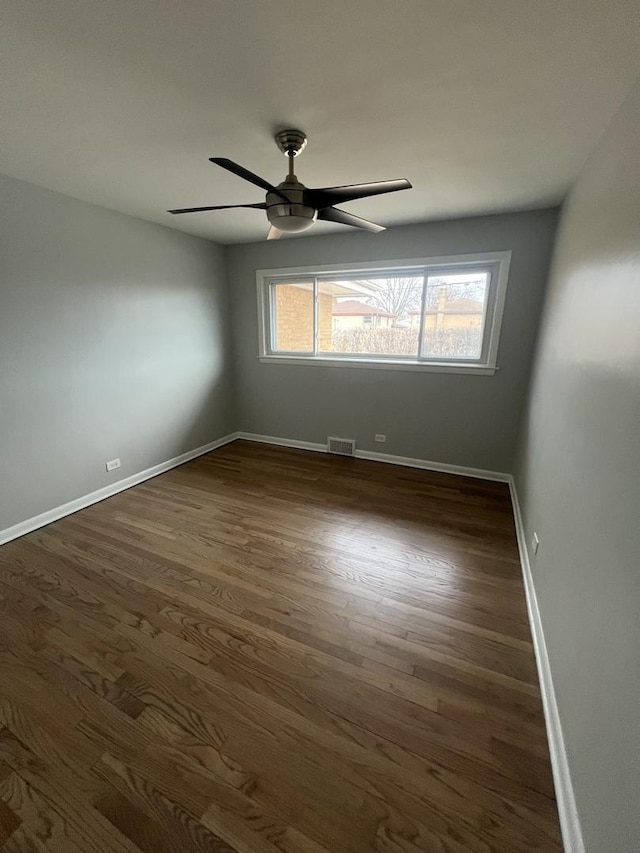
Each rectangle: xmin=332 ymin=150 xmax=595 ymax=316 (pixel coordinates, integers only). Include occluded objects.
xmin=274 ymin=128 xmax=308 ymax=158
xmin=168 ymin=128 xmax=412 ymax=239
xmin=267 ymin=129 xmax=315 ymax=234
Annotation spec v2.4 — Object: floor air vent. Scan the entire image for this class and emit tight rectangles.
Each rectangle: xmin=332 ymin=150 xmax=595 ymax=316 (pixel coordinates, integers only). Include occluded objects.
xmin=327 ymin=436 xmax=356 ymax=456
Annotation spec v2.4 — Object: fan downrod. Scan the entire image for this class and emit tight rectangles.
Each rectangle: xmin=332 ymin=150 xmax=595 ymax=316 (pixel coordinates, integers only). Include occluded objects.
xmin=274 ymin=129 xmax=307 ymax=158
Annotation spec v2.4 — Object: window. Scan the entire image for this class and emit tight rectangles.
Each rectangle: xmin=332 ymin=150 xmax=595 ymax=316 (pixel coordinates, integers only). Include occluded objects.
xmin=257 ymin=252 xmax=510 ymax=374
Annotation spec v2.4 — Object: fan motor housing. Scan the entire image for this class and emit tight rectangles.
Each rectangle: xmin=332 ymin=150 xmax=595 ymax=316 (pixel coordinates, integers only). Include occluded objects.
xmin=266 ymin=178 xmax=317 ymax=233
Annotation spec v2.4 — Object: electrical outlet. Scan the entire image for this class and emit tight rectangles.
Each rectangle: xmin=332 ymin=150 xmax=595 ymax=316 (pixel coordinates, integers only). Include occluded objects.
xmin=105 ymin=458 xmax=121 ymax=472
xmin=531 ymin=532 xmax=540 ymax=556
xmin=374 ymin=434 xmax=386 ymax=443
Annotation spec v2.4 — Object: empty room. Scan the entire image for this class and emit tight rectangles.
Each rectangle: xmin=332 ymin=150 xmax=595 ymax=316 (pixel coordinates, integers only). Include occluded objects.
xmin=1 ymin=2 xmax=639 ymax=852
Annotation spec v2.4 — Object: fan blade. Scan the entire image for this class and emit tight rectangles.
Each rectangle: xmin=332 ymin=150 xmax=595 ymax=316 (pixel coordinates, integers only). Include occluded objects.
xmin=209 ymin=158 xmax=291 ymax=203
xmin=267 ymin=226 xmax=283 ymax=240
xmin=305 ymin=179 xmax=411 ymax=210
xmin=209 ymin=157 xmax=278 ymax=193
xmin=168 ymin=203 xmax=267 ymax=215
xmin=318 ymin=207 xmax=385 ymax=233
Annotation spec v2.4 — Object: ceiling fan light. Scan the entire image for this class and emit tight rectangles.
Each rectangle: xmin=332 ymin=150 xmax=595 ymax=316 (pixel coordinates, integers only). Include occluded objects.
xmin=270 ymin=215 xmax=315 ymax=233
xmin=267 ymin=203 xmax=317 ymax=233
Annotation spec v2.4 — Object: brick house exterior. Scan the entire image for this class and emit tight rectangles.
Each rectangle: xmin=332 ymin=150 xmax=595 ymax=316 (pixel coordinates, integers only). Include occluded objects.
xmin=274 ymin=284 xmax=333 ymax=351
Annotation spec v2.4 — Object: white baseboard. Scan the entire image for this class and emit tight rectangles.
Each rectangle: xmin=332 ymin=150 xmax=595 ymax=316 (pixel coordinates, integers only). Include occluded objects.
xmin=235 ymin=432 xmax=328 ymax=454
xmin=236 ymin=432 xmax=510 ymax=483
xmin=355 ymin=447 xmax=510 ymax=482
xmin=0 ymin=433 xmax=238 ymax=547
xmin=508 ymin=477 xmax=585 ymax=853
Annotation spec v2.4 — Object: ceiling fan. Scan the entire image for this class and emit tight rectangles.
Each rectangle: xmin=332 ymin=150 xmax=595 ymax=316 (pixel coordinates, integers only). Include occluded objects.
xmin=168 ymin=129 xmax=412 ymax=239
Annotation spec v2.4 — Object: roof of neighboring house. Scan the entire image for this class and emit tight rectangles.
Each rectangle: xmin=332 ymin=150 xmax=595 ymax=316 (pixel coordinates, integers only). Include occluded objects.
xmin=332 ymin=300 xmax=395 ymax=317
xmin=409 ymin=298 xmax=484 ymax=315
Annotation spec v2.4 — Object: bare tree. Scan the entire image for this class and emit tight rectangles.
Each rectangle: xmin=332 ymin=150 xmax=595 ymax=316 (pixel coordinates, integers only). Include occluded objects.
xmin=355 ymin=275 xmax=486 ymax=321
xmin=353 ymin=276 xmax=423 ymax=321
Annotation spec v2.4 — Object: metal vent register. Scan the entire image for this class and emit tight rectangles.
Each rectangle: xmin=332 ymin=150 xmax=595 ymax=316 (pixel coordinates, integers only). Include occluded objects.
xmin=327 ymin=437 xmax=356 ymax=456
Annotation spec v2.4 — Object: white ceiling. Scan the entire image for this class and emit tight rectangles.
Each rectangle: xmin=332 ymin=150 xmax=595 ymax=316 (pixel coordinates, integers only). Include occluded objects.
xmin=2 ymin=1 xmax=639 ymax=244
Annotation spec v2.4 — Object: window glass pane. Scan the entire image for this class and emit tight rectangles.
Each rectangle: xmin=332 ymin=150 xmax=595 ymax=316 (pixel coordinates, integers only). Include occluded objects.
xmin=421 ymin=271 xmax=489 ymax=360
xmin=271 ymin=281 xmax=314 ymax=352
xmin=317 ymin=275 xmax=423 ymax=357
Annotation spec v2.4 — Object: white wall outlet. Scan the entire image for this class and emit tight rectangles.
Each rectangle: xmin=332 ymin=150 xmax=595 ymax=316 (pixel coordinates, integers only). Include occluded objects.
xmin=531 ymin=532 xmax=540 ymax=556
xmin=374 ymin=434 xmax=387 ymax=443
xmin=105 ymin=458 xmax=121 ymax=472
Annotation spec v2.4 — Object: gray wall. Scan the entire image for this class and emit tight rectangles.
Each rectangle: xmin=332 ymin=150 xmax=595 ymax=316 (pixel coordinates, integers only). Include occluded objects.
xmin=514 ymin=81 xmax=640 ymax=852
xmin=0 ymin=174 xmax=235 ymax=532
xmin=227 ymin=209 xmax=558 ymax=472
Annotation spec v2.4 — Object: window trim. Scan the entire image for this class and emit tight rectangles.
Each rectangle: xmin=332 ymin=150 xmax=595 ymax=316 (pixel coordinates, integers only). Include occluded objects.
xmin=256 ymin=251 xmax=511 ymax=375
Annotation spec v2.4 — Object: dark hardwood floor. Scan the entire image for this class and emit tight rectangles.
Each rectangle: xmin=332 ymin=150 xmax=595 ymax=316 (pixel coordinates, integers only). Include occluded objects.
xmin=0 ymin=440 xmax=562 ymax=852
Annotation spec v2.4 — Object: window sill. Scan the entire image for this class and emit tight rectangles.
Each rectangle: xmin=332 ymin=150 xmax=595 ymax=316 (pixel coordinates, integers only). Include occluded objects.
xmin=258 ymin=355 xmax=498 ymax=375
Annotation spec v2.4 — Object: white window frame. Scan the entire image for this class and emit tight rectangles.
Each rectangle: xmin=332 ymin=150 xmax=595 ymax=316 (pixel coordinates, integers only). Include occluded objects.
xmin=256 ymin=251 xmax=511 ymax=375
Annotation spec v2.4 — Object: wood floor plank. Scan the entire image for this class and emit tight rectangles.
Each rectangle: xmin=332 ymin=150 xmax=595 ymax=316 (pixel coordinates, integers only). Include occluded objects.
xmin=0 ymin=792 xmax=20 ymax=848
xmin=0 ymin=440 xmax=562 ymax=851
xmin=93 ymin=751 xmax=240 ymax=853
xmin=0 ymin=742 xmax=140 ymax=853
